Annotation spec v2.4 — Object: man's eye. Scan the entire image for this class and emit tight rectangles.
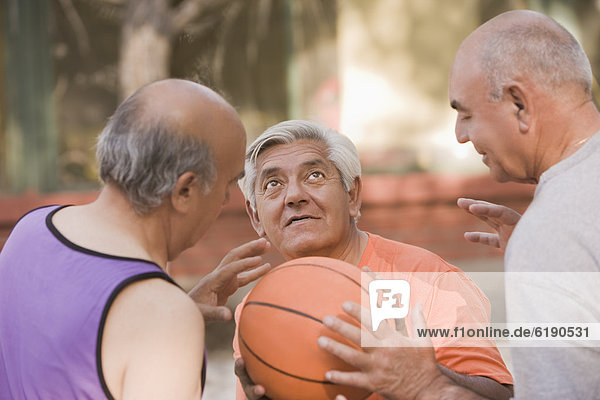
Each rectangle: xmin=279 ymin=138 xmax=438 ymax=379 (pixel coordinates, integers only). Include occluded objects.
xmin=309 ymin=171 xmax=324 ymax=179
xmin=266 ymin=180 xmax=280 ymax=189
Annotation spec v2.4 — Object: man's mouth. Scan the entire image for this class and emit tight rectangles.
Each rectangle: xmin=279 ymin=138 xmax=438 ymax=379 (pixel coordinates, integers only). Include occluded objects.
xmin=286 ymin=216 xmax=314 ymax=226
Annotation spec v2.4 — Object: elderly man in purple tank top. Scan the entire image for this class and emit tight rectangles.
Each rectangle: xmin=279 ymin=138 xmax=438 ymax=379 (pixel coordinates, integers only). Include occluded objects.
xmin=0 ymin=79 xmax=271 ymax=399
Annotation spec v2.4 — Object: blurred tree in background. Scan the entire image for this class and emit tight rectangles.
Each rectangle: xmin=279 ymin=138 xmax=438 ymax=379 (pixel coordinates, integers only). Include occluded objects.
xmin=0 ymin=0 xmax=598 ymax=194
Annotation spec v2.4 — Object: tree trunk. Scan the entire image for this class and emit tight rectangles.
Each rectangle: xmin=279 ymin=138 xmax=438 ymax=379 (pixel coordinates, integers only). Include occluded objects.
xmin=118 ymin=0 xmax=172 ymax=100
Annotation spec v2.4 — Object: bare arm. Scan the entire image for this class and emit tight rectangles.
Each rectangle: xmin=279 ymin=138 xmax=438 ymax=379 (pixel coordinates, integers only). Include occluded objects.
xmin=188 ymin=238 xmax=271 ymax=322
xmin=457 ymin=198 xmax=521 ymax=251
xmin=102 ymin=279 xmax=205 ymax=399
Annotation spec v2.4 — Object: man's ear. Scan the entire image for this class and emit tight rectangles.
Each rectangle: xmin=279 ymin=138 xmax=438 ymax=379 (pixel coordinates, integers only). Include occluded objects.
xmin=245 ymin=200 xmax=267 ymax=237
xmin=171 ymin=172 xmax=197 ymax=213
xmin=507 ymin=83 xmax=532 ymax=134
xmin=348 ymin=176 xmax=363 ymax=218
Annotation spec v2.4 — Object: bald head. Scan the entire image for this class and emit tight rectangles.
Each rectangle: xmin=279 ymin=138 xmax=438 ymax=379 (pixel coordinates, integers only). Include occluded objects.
xmin=96 ymin=79 xmax=246 ymax=214
xmin=129 ymin=79 xmax=242 ymax=145
xmin=452 ymin=10 xmax=593 ymax=101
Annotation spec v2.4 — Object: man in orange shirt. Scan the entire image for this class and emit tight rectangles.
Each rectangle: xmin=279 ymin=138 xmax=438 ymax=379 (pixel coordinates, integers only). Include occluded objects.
xmin=233 ymin=120 xmax=513 ymax=400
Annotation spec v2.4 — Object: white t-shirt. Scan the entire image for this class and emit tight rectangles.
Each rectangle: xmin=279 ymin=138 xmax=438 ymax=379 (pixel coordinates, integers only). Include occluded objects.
xmin=505 ymin=131 xmax=600 ymax=399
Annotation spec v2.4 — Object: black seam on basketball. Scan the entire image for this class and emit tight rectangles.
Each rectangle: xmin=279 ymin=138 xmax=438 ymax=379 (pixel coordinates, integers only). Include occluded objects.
xmin=239 ymin=335 xmax=334 ymax=385
xmin=244 ymin=301 xmax=322 ymax=323
xmin=268 ymin=263 xmax=369 ymax=293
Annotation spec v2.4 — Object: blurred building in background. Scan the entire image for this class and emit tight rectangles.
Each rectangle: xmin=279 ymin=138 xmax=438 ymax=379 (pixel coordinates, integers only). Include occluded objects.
xmin=2 ymin=0 xmax=599 ymax=277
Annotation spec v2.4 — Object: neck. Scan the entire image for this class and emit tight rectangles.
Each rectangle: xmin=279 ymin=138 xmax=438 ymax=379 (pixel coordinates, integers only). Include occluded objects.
xmin=334 ymin=227 xmax=369 ymax=266
xmin=533 ymin=99 xmax=600 ymax=180
xmin=87 ymin=185 xmax=171 ymax=268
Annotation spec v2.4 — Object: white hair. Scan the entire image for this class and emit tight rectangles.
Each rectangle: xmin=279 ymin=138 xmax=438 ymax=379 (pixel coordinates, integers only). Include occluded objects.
xmin=240 ymin=120 xmax=361 ymax=209
xmin=480 ymin=18 xmax=592 ymax=101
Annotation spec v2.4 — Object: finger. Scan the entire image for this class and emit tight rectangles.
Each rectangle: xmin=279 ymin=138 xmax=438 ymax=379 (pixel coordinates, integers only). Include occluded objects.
xmin=341 ymin=301 xmax=362 ymax=323
xmin=458 ymin=197 xmax=501 ymax=208
xmin=467 ymin=209 xmax=502 ymax=230
xmin=457 ymin=197 xmax=498 ymax=212
xmin=234 ymin=358 xmax=266 ymax=399
xmin=342 ymin=301 xmax=385 ymax=334
xmin=459 ymin=198 xmax=501 ymax=219
xmin=237 ymin=263 xmax=272 ymax=287
xmin=197 ymin=304 xmax=232 ymax=323
xmin=325 ymin=370 xmax=372 ymax=392
xmin=222 ymin=238 xmax=270 ymax=264
xmin=214 ymin=256 xmax=266 ymax=282
xmin=460 ymin=205 xmax=501 ymax=230
xmin=323 ymin=315 xmax=362 ymax=345
xmin=234 ymin=357 xmax=249 ymax=379
xmin=464 ymin=232 xmax=500 ymax=248
xmin=457 ymin=197 xmax=479 ymax=210
xmin=327 ymin=303 xmax=394 ymax=344
xmin=470 ymin=203 xmax=521 ymax=224
xmin=317 ymin=336 xmax=369 ymax=370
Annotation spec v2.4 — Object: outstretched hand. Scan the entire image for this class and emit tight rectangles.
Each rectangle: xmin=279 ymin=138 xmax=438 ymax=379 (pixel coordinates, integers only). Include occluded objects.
xmin=188 ymin=238 xmax=271 ymax=323
xmin=457 ymin=198 xmax=521 ymax=251
xmin=318 ymin=302 xmax=447 ymax=400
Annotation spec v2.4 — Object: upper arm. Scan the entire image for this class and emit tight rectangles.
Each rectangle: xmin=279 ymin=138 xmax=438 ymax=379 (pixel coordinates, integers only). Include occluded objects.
xmin=102 ymin=278 xmax=205 ymax=400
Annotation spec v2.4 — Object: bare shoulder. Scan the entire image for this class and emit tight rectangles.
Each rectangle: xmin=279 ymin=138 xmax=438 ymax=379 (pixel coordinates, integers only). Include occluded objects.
xmin=102 ymin=278 xmax=205 ymax=399
xmin=108 ymin=278 xmax=204 ymax=325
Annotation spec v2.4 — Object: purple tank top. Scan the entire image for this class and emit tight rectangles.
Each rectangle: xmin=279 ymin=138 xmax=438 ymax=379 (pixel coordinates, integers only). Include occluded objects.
xmin=0 ymin=205 xmax=205 ymax=399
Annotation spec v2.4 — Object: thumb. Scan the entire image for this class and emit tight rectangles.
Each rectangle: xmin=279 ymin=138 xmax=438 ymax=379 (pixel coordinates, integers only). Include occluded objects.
xmin=197 ymin=304 xmax=232 ymax=323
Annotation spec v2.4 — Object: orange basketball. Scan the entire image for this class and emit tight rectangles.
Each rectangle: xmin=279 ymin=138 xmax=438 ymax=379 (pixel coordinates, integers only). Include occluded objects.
xmin=238 ymin=256 xmax=372 ymax=400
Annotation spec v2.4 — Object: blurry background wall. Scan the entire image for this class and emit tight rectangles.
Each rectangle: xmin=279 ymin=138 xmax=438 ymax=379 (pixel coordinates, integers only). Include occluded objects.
xmin=2 ymin=0 xmax=598 ymax=269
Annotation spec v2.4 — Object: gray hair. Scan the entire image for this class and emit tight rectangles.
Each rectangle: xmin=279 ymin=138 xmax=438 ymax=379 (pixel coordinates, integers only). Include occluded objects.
xmin=240 ymin=120 xmax=361 ymax=209
xmin=96 ymin=92 xmax=216 ymax=215
xmin=479 ymin=18 xmax=592 ymax=101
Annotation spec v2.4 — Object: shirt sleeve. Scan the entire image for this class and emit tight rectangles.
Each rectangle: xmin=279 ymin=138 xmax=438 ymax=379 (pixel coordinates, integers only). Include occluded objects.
xmin=424 ymin=271 xmax=514 ymax=385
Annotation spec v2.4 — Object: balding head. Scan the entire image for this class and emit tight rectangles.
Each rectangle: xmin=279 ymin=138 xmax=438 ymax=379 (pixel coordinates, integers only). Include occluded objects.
xmin=453 ymin=10 xmax=593 ymax=101
xmin=96 ymin=79 xmax=245 ymax=214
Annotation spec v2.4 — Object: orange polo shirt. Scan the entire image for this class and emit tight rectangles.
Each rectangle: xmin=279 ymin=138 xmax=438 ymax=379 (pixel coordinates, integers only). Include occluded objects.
xmin=233 ymin=233 xmax=513 ymax=399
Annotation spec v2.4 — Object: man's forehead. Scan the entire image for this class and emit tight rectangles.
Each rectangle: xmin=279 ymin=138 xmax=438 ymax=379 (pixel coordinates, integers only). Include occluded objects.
xmin=448 ymin=55 xmax=484 ymax=108
xmin=255 ymin=141 xmax=331 ymax=172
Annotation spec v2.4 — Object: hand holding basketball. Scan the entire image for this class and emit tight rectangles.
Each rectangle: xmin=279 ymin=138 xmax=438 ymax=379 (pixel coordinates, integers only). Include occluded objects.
xmin=234 ymin=358 xmax=269 ymax=400
xmin=319 ymin=302 xmax=446 ymax=400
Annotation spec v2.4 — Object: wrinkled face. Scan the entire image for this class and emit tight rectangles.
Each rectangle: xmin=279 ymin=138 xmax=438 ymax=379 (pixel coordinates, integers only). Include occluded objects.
xmin=449 ymin=53 xmax=526 ymax=183
xmin=249 ymin=140 xmax=359 ymax=260
xmin=184 ymin=115 xmax=246 ymax=249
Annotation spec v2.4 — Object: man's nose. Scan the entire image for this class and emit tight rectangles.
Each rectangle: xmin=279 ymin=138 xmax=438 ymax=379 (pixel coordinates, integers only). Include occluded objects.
xmin=284 ymin=179 xmax=308 ymax=206
xmin=455 ymin=120 xmax=469 ymax=144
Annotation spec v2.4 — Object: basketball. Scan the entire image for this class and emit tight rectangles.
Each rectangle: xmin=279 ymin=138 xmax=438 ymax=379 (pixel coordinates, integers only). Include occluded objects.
xmin=238 ymin=256 xmax=372 ymax=400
